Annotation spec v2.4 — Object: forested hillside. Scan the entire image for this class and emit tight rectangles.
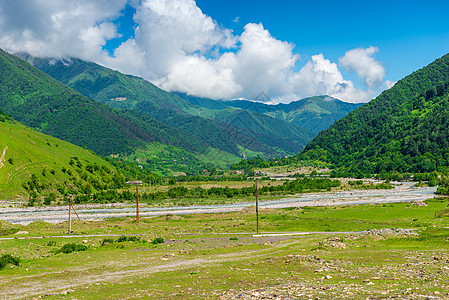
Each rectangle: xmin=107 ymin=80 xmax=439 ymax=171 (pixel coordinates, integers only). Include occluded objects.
xmin=0 ymin=49 xmax=208 ymax=155
xmin=20 ymin=55 xmax=313 ymax=158
xmin=302 ymin=53 xmax=449 ymax=174
xmin=0 ymin=111 xmax=160 ymax=198
xmin=0 ymin=48 xmax=230 ymax=174
xmin=177 ymin=94 xmax=362 ymax=135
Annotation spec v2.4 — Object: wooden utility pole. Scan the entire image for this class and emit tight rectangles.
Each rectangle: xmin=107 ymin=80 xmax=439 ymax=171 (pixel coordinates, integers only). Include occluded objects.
xmin=126 ymin=181 xmax=143 ymax=223
xmin=255 ymin=177 xmax=259 ymax=234
xmin=68 ymin=198 xmax=72 ymax=234
xmin=136 ymin=183 xmax=140 ymax=223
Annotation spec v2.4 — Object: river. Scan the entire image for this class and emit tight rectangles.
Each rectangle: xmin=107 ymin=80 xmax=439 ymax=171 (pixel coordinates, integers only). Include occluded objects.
xmin=0 ymin=183 xmax=437 ymax=225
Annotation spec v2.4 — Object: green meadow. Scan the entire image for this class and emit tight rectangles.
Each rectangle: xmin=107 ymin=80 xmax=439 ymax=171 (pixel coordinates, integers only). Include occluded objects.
xmin=0 ymin=198 xmax=448 ymax=299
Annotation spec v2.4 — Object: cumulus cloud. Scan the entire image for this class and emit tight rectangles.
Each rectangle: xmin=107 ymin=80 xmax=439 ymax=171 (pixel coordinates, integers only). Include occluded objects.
xmin=0 ymin=0 xmax=390 ymax=103
xmin=385 ymin=80 xmax=397 ymax=89
xmin=339 ymin=46 xmax=386 ymax=89
xmin=0 ymin=0 xmax=126 ymax=59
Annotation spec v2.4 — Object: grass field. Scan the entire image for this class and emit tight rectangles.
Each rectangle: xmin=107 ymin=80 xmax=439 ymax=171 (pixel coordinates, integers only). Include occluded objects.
xmin=0 ymin=198 xmax=448 ymax=299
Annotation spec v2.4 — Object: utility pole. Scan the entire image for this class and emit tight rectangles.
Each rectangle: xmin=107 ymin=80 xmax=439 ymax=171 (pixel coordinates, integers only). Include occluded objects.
xmin=126 ymin=181 xmax=143 ymax=223
xmin=68 ymin=197 xmax=72 ymax=234
xmin=255 ymin=177 xmax=259 ymax=234
xmin=136 ymin=183 xmax=140 ymax=223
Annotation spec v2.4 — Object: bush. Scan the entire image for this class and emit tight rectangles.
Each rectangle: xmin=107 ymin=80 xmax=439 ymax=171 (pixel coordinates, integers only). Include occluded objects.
xmin=152 ymin=237 xmax=165 ymax=245
xmin=46 ymin=241 xmax=57 ymax=247
xmin=44 ymin=193 xmax=56 ymax=206
xmin=101 ymin=238 xmax=115 ymax=246
xmin=435 ymin=208 xmax=449 ymax=218
xmin=27 ymin=192 xmax=38 ymax=207
xmin=56 ymin=243 xmax=87 ymax=254
xmin=116 ymin=235 xmax=140 ymax=243
xmin=229 ymin=237 xmax=239 ymax=241
xmin=0 ymin=254 xmax=20 ymax=270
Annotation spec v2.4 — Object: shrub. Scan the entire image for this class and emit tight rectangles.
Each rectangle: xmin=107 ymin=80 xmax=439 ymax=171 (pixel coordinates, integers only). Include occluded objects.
xmin=44 ymin=193 xmax=56 ymax=206
xmin=101 ymin=238 xmax=115 ymax=246
xmin=116 ymin=236 xmax=128 ymax=243
xmin=0 ymin=254 xmax=20 ymax=270
xmin=152 ymin=237 xmax=165 ymax=245
xmin=229 ymin=237 xmax=239 ymax=241
xmin=435 ymin=208 xmax=449 ymax=218
xmin=56 ymin=243 xmax=87 ymax=254
xmin=126 ymin=236 xmax=140 ymax=242
xmin=46 ymin=241 xmax=57 ymax=247
xmin=116 ymin=235 xmax=141 ymax=243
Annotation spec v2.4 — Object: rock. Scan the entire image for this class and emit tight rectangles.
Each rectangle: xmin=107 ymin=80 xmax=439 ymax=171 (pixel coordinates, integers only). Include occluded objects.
xmin=15 ymin=231 xmax=29 ymax=235
xmin=325 ymin=275 xmax=332 ymax=279
xmin=363 ymin=228 xmax=418 ymax=236
xmin=411 ymin=200 xmax=427 ymax=206
xmin=82 ymin=240 xmax=88 ymax=244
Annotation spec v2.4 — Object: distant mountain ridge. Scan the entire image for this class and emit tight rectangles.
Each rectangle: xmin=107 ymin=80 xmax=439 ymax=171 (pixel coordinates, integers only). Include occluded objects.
xmin=175 ymin=93 xmax=363 ymax=135
xmin=302 ymin=53 xmax=449 ymax=173
xmin=21 ymin=54 xmax=313 ymax=160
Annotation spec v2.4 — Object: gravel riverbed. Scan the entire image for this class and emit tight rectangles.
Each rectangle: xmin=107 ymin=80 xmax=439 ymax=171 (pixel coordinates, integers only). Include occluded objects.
xmin=0 ymin=183 xmax=437 ymax=225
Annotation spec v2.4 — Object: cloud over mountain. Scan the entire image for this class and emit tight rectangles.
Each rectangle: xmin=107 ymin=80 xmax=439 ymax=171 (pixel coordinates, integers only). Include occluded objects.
xmin=339 ymin=46 xmax=386 ymax=89
xmin=0 ymin=0 xmax=389 ymax=103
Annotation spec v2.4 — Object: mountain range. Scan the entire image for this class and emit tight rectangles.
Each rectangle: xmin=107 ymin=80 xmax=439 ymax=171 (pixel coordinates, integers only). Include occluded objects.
xmin=2 ymin=46 xmax=449 ymax=197
xmin=18 ymin=54 xmax=360 ymax=163
xmin=0 ymin=47 xmax=363 ymax=180
xmin=18 ymin=55 xmax=320 ymax=161
xmin=175 ymin=93 xmax=363 ymax=135
xmin=302 ymin=53 xmax=449 ymax=174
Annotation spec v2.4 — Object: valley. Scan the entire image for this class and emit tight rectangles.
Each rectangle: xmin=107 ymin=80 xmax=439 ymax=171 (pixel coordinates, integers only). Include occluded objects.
xmin=0 ymin=17 xmax=449 ymax=299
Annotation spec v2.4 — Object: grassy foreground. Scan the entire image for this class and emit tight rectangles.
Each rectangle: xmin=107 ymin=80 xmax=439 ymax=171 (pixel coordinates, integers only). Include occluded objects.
xmin=0 ymin=198 xmax=448 ymax=299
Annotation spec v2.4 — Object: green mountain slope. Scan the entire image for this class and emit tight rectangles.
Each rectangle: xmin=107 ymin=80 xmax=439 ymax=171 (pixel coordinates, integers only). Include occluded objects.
xmin=0 ymin=111 xmax=121 ymax=199
xmin=22 ymin=55 xmax=192 ymax=114
xmin=22 ymin=55 xmax=312 ymax=158
xmin=212 ymin=109 xmax=313 ymax=153
xmin=302 ymin=53 xmax=449 ymax=174
xmin=178 ymin=93 xmax=362 ymax=135
xmin=1 ymin=48 xmax=232 ymax=174
xmin=0 ymin=49 xmax=207 ymax=156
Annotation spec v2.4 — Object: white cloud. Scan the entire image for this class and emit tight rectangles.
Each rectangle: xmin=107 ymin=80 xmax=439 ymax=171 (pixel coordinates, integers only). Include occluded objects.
xmin=385 ymin=80 xmax=397 ymax=89
xmin=0 ymin=0 xmax=126 ymax=59
xmin=157 ymin=55 xmax=242 ymax=99
xmin=0 ymin=0 xmax=390 ymax=104
xmin=288 ymin=54 xmax=374 ymax=103
xmin=221 ymin=23 xmax=298 ymax=99
xmin=339 ymin=46 xmax=386 ymax=89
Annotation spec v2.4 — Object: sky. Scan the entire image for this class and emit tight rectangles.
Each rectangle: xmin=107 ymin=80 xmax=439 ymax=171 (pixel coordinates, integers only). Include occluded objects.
xmin=0 ymin=0 xmax=448 ymax=104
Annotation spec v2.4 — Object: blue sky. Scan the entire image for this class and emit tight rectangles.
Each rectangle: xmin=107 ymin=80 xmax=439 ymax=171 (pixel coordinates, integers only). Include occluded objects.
xmin=194 ymin=0 xmax=449 ymax=81
xmin=0 ymin=0 xmax=448 ymax=103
